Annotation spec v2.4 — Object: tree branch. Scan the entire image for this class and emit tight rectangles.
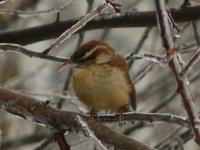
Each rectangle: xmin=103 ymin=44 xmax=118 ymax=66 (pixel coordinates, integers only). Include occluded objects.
xmin=98 ymin=112 xmax=189 ymax=127
xmin=41 ymin=2 xmax=109 ymax=56
xmin=0 ymin=88 xmax=154 ymax=150
xmin=53 ymin=132 xmax=70 ymax=150
xmin=181 ymin=48 xmax=200 ymax=75
xmin=0 ymin=43 xmax=70 ymax=63
xmin=154 ymin=0 xmax=200 ymax=144
xmin=0 ymin=0 xmax=72 ymax=17
xmin=1 ymin=133 xmax=48 ymax=150
xmin=0 ymin=5 xmax=200 ymax=45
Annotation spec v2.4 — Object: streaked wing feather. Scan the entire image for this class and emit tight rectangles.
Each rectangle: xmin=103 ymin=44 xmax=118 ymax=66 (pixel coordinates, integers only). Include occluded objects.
xmin=109 ymin=54 xmax=137 ymax=110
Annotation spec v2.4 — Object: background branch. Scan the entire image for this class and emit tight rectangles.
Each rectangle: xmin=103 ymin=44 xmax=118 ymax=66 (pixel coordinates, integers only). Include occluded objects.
xmin=0 ymin=5 xmax=200 ymax=45
xmin=0 ymin=0 xmax=72 ymax=17
xmin=154 ymin=0 xmax=200 ymax=144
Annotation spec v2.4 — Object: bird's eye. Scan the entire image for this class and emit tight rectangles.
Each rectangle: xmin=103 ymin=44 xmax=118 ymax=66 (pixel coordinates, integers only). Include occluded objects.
xmin=79 ymin=59 xmax=86 ymax=64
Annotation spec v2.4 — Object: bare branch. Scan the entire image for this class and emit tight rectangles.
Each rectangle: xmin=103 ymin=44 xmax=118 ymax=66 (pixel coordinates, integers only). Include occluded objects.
xmin=181 ymin=48 xmax=200 ymax=75
xmin=0 ymin=42 xmax=173 ymax=66
xmin=126 ymin=52 xmax=168 ymax=65
xmin=191 ymin=21 xmax=200 ymax=46
xmin=154 ymin=0 xmax=200 ymax=144
xmin=1 ymin=5 xmax=200 ymax=45
xmin=0 ymin=88 xmax=154 ymax=150
xmin=0 ymin=0 xmax=72 ymax=17
xmin=53 ymin=132 xmax=70 ymax=150
xmin=2 ymin=63 xmax=46 ymax=88
xmin=76 ymin=116 xmax=107 ymax=150
xmin=166 ymin=7 xmax=180 ymax=37
xmin=0 ymin=43 xmax=70 ymax=63
xmin=134 ymin=62 xmax=155 ymax=84
xmin=98 ymin=112 xmax=189 ymax=127
xmin=41 ymin=2 xmax=108 ymax=56
xmin=0 ymin=0 xmax=8 ymax=5
xmin=105 ymin=0 xmax=122 ymax=14
xmin=128 ymin=27 xmax=152 ymax=68
xmin=33 ymin=137 xmax=53 ymax=150
xmin=1 ymin=134 xmax=48 ymax=150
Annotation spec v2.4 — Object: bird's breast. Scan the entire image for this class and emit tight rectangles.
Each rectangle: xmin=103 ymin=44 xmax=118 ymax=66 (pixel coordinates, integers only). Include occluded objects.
xmin=72 ymin=64 xmax=131 ymax=109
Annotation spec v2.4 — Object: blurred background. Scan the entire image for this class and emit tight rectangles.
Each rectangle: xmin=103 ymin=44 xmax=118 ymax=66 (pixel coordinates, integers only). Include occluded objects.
xmin=0 ymin=0 xmax=200 ymax=149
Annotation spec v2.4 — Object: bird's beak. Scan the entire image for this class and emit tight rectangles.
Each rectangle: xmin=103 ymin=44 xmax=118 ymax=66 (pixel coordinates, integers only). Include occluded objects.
xmin=68 ymin=59 xmax=78 ymax=67
xmin=58 ymin=59 xmax=78 ymax=71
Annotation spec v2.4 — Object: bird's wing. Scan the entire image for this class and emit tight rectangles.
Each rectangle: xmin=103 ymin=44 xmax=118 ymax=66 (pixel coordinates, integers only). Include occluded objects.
xmin=127 ymin=74 xmax=137 ymax=110
xmin=109 ymin=54 xmax=137 ymax=110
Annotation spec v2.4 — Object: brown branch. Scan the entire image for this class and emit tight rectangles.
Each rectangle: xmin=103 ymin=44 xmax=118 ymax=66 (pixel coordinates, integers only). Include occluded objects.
xmin=53 ymin=132 xmax=70 ymax=150
xmin=155 ymin=128 xmax=193 ymax=149
xmin=41 ymin=2 xmax=108 ymax=56
xmin=0 ymin=0 xmax=72 ymax=17
xmin=181 ymin=48 xmax=200 ymax=75
xmin=0 ymin=43 xmax=171 ymax=66
xmin=76 ymin=115 xmax=107 ymax=150
xmin=1 ymin=133 xmax=48 ymax=150
xmin=0 ymin=5 xmax=200 ymax=45
xmin=98 ymin=112 xmax=189 ymax=127
xmin=0 ymin=43 xmax=70 ymax=63
xmin=128 ymin=27 xmax=152 ymax=68
xmin=0 ymin=88 xmax=154 ymax=150
xmin=154 ymin=0 xmax=200 ymax=144
xmin=105 ymin=0 xmax=122 ymax=14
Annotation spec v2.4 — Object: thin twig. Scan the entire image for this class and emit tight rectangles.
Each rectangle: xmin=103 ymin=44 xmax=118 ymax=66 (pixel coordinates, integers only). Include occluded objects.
xmin=166 ymin=7 xmax=180 ymax=37
xmin=105 ymin=0 xmax=122 ymax=14
xmin=123 ymin=69 xmax=200 ymax=137
xmin=191 ymin=21 xmax=200 ymax=46
xmin=128 ymin=27 xmax=153 ymax=68
xmin=1 ymin=134 xmax=48 ymax=150
xmin=134 ymin=62 xmax=154 ymax=84
xmin=2 ymin=63 xmax=46 ymax=88
xmin=41 ymin=2 xmax=108 ymax=55
xmin=76 ymin=116 xmax=108 ymax=150
xmin=156 ymin=128 xmax=193 ymax=150
xmin=126 ymin=52 xmax=168 ymax=65
xmin=1 ymin=5 xmax=200 ymax=45
xmin=0 ymin=0 xmax=8 ymax=5
xmin=0 ymin=42 xmax=172 ymax=66
xmin=0 ymin=43 xmax=70 ymax=63
xmin=181 ymin=48 xmax=200 ymax=75
xmin=0 ymin=0 xmax=72 ymax=17
xmin=33 ymin=137 xmax=53 ymax=150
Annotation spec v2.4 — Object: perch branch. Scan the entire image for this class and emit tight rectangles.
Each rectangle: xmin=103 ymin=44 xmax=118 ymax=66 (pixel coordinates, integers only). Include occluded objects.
xmin=0 ymin=88 xmax=154 ymax=150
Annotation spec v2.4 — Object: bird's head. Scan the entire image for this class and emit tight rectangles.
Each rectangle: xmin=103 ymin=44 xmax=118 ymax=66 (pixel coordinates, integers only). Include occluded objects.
xmin=71 ymin=40 xmax=115 ymax=68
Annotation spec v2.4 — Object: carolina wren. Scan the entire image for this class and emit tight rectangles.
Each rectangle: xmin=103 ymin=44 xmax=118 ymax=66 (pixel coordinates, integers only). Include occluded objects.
xmin=71 ymin=40 xmax=136 ymax=113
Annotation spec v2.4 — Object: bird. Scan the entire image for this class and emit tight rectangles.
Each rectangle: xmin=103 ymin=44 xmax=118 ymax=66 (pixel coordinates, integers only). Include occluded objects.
xmin=70 ymin=40 xmax=136 ymax=117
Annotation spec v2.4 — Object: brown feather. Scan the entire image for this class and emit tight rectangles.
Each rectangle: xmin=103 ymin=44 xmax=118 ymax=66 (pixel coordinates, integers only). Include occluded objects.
xmin=109 ymin=54 xmax=137 ymax=110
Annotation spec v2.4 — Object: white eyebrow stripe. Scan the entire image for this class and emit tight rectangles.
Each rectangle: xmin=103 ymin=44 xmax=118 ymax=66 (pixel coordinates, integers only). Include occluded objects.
xmin=81 ymin=45 xmax=106 ymax=60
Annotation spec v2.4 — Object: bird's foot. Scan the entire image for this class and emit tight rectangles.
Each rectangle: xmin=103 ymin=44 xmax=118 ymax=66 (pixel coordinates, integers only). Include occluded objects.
xmin=89 ymin=109 xmax=98 ymax=120
xmin=116 ymin=107 xmax=125 ymax=126
xmin=116 ymin=106 xmax=129 ymax=126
